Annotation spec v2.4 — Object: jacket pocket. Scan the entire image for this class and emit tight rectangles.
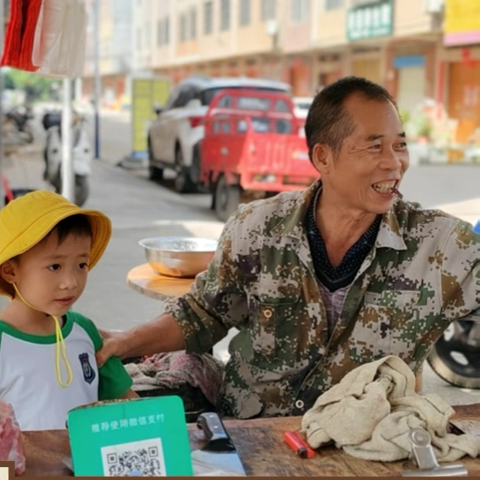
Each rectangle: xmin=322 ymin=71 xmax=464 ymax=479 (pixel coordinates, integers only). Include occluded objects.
xmin=248 ymin=292 xmax=301 ymax=367
xmin=354 ymin=290 xmax=423 ymax=361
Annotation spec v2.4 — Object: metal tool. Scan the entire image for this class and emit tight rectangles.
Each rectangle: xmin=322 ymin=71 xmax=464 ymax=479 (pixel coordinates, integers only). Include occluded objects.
xmin=190 ymin=412 xmax=246 ymax=476
xmin=402 ymin=428 xmax=468 ymax=477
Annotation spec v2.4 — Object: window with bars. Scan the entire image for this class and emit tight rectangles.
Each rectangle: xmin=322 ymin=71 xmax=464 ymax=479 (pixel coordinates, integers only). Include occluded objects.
xmin=157 ymin=20 xmax=162 ymax=46
xmin=136 ymin=28 xmax=142 ymax=51
xmin=239 ymin=0 xmax=250 ymax=26
xmin=324 ymin=0 xmax=343 ymax=10
xmin=220 ymin=0 xmax=231 ymax=31
xmin=165 ymin=17 xmax=170 ymax=44
xmin=158 ymin=17 xmax=170 ymax=46
xmin=190 ymin=7 xmax=197 ymax=39
xmin=204 ymin=1 xmax=213 ymax=35
xmin=290 ymin=0 xmax=309 ymax=23
xmin=179 ymin=13 xmax=187 ymax=42
xmin=145 ymin=23 xmax=151 ymax=50
xmin=260 ymin=0 xmax=276 ymax=21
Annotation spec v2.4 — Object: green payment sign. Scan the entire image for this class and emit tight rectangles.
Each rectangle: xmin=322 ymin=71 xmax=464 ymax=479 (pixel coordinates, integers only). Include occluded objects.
xmin=67 ymin=396 xmax=193 ymax=477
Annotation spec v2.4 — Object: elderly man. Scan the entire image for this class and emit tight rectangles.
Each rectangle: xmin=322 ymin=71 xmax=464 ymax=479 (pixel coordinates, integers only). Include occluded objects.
xmin=98 ymin=77 xmax=480 ymax=419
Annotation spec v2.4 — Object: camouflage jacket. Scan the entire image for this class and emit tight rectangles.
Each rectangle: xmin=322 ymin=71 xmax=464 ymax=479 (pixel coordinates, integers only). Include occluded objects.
xmin=164 ymin=180 xmax=480 ymax=419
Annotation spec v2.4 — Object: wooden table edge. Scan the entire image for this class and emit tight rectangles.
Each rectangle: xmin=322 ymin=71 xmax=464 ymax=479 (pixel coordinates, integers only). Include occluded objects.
xmin=126 ymin=263 xmax=193 ymax=300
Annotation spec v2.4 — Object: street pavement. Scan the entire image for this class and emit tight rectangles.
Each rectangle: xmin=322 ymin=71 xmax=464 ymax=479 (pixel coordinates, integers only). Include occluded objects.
xmin=1 ymin=110 xmax=480 ymax=406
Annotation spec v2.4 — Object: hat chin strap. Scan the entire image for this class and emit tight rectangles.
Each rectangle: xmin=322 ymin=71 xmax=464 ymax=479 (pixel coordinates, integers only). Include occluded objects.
xmin=12 ymin=283 xmax=73 ymax=388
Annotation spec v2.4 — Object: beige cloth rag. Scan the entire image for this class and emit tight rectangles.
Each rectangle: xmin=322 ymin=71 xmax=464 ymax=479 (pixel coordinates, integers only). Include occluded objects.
xmin=302 ymin=355 xmax=480 ymax=462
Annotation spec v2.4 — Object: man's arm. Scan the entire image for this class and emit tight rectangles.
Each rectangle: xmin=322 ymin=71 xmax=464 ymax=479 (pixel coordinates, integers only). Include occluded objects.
xmin=440 ymin=221 xmax=480 ymax=321
xmin=96 ymin=313 xmax=185 ymax=366
xmin=97 ymin=210 xmax=249 ymax=367
xmin=120 ymin=388 xmax=140 ymax=399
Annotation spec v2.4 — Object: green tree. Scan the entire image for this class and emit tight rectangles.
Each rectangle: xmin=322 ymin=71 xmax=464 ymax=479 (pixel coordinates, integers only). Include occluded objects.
xmin=2 ymin=68 xmax=60 ymax=101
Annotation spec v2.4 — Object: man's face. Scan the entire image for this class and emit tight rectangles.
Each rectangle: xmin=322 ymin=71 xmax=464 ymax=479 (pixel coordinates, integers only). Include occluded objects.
xmin=317 ymin=93 xmax=409 ymax=215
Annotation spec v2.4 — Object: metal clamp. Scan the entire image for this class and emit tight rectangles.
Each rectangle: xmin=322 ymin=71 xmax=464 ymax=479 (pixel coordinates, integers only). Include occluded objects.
xmin=402 ymin=428 xmax=468 ymax=477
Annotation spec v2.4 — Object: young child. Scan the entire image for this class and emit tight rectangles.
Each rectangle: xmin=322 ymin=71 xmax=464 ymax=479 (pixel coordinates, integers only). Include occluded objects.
xmin=0 ymin=190 xmax=137 ymax=431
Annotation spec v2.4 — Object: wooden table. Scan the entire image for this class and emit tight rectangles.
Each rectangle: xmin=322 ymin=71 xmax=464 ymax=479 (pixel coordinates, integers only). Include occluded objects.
xmin=126 ymin=263 xmax=193 ymax=300
xmin=21 ymin=404 xmax=480 ymax=477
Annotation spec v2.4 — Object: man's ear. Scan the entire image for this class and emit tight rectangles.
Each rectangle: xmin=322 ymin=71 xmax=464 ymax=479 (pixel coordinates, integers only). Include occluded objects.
xmin=0 ymin=260 xmax=18 ymax=285
xmin=311 ymin=143 xmax=333 ymax=175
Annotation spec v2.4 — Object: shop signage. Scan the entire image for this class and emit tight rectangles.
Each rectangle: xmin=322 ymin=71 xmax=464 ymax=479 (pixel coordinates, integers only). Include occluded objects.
xmin=444 ymin=0 xmax=480 ymax=46
xmin=347 ymin=0 xmax=393 ymax=41
xmin=131 ymin=77 xmax=170 ymax=159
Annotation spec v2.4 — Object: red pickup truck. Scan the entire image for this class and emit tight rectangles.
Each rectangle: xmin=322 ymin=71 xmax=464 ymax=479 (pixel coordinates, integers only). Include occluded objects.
xmin=197 ymin=89 xmax=318 ymax=221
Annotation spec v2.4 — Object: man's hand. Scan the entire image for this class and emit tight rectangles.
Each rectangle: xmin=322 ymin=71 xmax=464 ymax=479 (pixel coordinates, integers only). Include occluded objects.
xmin=96 ymin=313 xmax=186 ymax=367
xmin=96 ymin=329 xmax=130 ymax=366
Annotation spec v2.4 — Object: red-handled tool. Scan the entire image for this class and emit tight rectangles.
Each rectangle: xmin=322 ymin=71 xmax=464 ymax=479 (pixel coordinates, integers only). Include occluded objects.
xmin=283 ymin=431 xmax=315 ymax=459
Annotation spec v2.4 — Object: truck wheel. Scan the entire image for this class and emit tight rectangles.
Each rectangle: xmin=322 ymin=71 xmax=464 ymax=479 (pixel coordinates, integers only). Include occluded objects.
xmin=190 ymin=144 xmax=201 ymax=184
xmin=215 ymin=175 xmax=240 ymax=222
xmin=148 ymin=138 xmax=163 ymax=181
xmin=174 ymin=146 xmax=196 ymax=193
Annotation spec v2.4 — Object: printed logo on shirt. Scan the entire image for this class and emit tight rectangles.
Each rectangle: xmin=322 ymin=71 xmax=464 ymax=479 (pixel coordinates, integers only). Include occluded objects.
xmin=79 ymin=353 xmax=96 ymax=384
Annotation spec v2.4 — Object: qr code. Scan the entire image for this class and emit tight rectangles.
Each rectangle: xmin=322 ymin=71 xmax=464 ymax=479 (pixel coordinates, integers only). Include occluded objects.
xmin=101 ymin=438 xmax=166 ymax=476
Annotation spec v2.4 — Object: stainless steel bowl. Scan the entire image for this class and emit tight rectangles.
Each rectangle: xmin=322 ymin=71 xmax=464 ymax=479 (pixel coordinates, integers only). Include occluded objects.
xmin=139 ymin=237 xmax=218 ymax=278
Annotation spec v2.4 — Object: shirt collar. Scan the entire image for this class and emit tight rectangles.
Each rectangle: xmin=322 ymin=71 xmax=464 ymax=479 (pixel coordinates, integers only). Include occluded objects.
xmin=272 ymin=178 xmax=408 ymax=251
xmin=377 ymin=206 xmax=408 ymax=251
xmin=271 ymin=180 xmax=319 ymax=239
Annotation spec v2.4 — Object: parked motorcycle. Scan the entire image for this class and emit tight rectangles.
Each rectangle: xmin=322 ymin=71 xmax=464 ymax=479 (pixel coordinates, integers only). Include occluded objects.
xmin=5 ymin=104 xmax=34 ymax=143
xmin=42 ymin=110 xmax=91 ymax=207
xmin=2 ymin=113 xmax=32 ymax=155
xmin=2 ymin=174 xmax=35 ymax=206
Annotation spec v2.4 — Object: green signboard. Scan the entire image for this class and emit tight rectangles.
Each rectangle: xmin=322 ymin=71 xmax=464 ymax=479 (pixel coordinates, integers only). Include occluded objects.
xmin=67 ymin=396 xmax=193 ymax=477
xmin=347 ymin=0 xmax=393 ymax=41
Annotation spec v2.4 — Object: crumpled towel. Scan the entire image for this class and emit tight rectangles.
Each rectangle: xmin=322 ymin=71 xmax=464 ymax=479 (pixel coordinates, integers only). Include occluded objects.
xmin=302 ymin=355 xmax=480 ymax=462
xmin=125 ymin=352 xmax=224 ymax=405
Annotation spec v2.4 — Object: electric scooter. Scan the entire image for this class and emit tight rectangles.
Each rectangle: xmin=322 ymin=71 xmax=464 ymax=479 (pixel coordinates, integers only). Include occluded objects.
xmin=42 ymin=110 xmax=91 ymax=207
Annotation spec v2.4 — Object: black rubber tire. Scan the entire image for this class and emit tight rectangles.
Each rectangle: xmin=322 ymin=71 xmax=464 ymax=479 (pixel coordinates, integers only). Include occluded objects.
xmin=174 ymin=146 xmax=196 ymax=193
xmin=214 ymin=175 xmax=241 ymax=222
xmin=190 ymin=143 xmax=202 ymax=184
xmin=427 ymin=320 xmax=480 ymax=389
xmin=148 ymin=138 xmax=163 ymax=181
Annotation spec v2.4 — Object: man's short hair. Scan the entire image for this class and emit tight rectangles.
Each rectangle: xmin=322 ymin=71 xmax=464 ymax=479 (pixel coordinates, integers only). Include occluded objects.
xmin=305 ymin=76 xmax=397 ymax=161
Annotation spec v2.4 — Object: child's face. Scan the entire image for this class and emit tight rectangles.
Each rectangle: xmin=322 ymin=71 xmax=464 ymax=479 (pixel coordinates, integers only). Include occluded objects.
xmin=11 ymin=230 xmax=92 ymax=316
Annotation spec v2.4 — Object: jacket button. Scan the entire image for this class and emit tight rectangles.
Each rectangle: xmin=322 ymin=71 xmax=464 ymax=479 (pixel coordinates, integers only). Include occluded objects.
xmin=263 ymin=308 xmax=273 ymax=319
xmin=295 ymin=399 xmax=304 ymax=410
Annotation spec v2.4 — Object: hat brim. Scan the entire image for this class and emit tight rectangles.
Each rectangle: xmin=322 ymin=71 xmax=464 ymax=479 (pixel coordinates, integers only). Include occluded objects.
xmin=0 ymin=207 xmax=111 ymax=298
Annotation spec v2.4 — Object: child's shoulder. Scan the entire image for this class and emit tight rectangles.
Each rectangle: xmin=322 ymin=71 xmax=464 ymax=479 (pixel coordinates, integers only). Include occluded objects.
xmin=67 ymin=311 xmax=102 ymax=349
xmin=68 ymin=310 xmax=95 ymax=327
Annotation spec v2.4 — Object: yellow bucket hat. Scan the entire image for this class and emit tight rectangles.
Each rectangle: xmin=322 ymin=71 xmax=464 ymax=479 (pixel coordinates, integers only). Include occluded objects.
xmin=0 ymin=190 xmax=111 ymax=298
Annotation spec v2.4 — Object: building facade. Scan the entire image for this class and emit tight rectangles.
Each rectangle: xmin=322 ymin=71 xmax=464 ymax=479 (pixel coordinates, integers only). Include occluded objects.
xmin=83 ymin=0 xmax=133 ymax=109
xmin=125 ymin=0 xmax=447 ymax=110
xmin=83 ymin=0 xmax=480 ymax=141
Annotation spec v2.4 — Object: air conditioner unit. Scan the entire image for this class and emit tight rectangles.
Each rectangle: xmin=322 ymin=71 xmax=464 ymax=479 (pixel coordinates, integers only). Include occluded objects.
xmin=424 ymin=0 xmax=444 ymax=13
